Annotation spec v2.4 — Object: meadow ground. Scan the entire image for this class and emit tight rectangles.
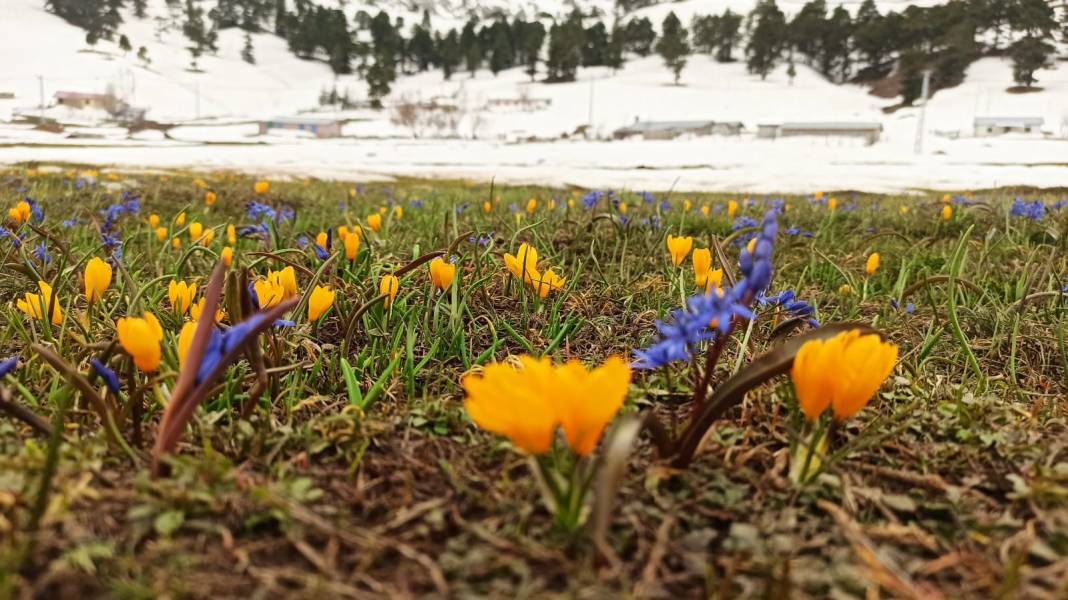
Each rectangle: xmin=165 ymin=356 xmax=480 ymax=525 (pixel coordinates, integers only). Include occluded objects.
xmin=0 ymin=168 xmax=1065 ymax=599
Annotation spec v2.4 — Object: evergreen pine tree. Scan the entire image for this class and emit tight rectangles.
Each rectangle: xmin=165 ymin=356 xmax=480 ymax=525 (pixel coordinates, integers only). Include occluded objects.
xmin=692 ymin=15 xmax=718 ymax=54
xmin=745 ymin=0 xmax=788 ymax=80
xmin=367 ymin=10 xmax=398 ymax=105
xmin=821 ymin=5 xmax=852 ymax=81
xmin=460 ymin=18 xmax=482 ymax=76
xmin=623 ymin=17 xmax=656 ymax=56
xmin=606 ymin=24 xmax=626 ymax=71
xmin=1008 ymin=35 xmax=1054 ymax=86
xmin=438 ymin=29 xmax=462 ymax=80
xmin=545 ymin=12 xmax=584 ymax=82
xmin=582 ymin=21 xmax=609 ymax=66
xmin=790 ymin=0 xmax=828 ymax=64
xmin=242 ymin=30 xmax=256 ymax=64
xmin=274 ymin=0 xmax=287 ymax=36
xmin=137 ymin=45 xmax=151 ymax=65
xmin=1008 ymin=0 xmax=1057 ymax=37
xmin=182 ymin=0 xmax=210 ymax=70
xmin=133 ymin=0 xmax=147 ymax=19
xmin=716 ymin=10 xmax=743 ymax=62
xmin=489 ymin=21 xmax=515 ymax=75
xmin=410 ymin=25 xmax=437 ymax=72
xmin=521 ymin=21 xmax=546 ymax=80
xmin=119 ymin=34 xmax=132 ymax=54
xmin=655 ymin=12 xmax=691 ymax=84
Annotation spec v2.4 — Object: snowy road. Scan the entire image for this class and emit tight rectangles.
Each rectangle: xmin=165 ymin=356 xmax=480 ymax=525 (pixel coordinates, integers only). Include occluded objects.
xmin=2 ymin=136 xmax=1066 ymax=194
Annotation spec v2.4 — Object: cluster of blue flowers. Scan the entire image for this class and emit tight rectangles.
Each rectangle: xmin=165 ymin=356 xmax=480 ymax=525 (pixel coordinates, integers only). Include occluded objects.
xmin=632 ymin=291 xmax=755 ymax=370
xmin=758 ymin=290 xmax=819 ymax=328
xmin=632 ymin=210 xmax=779 ymax=370
xmin=1009 ymin=198 xmax=1045 ymax=221
xmin=889 ymin=298 xmax=916 ymax=314
xmin=731 ymin=216 xmax=760 ymax=247
xmin=99 ymin=193 xmax=141 ymax=264
xmin=581 ymin=190 xmax=606 ymax=210
xmin=468 ymin=232 xmax=494 ymax=246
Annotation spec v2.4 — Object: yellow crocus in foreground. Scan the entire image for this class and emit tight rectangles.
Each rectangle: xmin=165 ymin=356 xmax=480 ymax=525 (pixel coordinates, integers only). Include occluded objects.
xmin=149 ymin=214 xmax=161 ymax=228
xmin=171 ymin=238 xmax=182 ymax=250
xmin=531 ymin=269 xmax=566 ymax=299
xmin=156 ymin=227 xmax=168 ymax=242
xmin=791 ymin=330 xmax=898 ymax=422
xmin=316 ymin=231 xmax=328 ymax=250
xmin=666 ymin=234 xmax=693 ymax=267
xmin=504 ymin=243 xmax=539 ymax=283
xmin=200 ymin=229 xmax=215 ymax=246
xmin=176 ymin=212 xmax=186 ymax=226
xmin=253 ymin=278 xmax=285 ymax=309
xmin=254 ymin=180 xmax=270 ymax=194
xmin=338 ymin=225 xmax=350 ymax=239
xmin=8 ymin=201 xmax=31 ymax=224
xmin=703 ymin=268 xmax=724 ymax=294
xmin=168 ymin=280 xmax=197 ymax=315
xmin=308 ymin=285 xmax=336 ymax=321
xmin=828 ymin=197 xmax=838 ymax=211
xmin=701 ymin=204 xmax=710 ymax=217
xmin=429 ymin=257 xmax=456 ymax=291
xmin=942 ymin=205 xmax=953 ymax=220
xmin=177 ymin=322 xmax=196 ymax=367
xmin=394 ymin=206 xmax=403 ymax=220
xmin=17 ymin=281 xmax=63 ymax=325
xmin=344 ymin=231 xmax=360 ymax=260
xmin=865 ymin=253 xmax=880 ymax=276
xmin=268 ymin=266 xmax=298 ymax=299
xmin=839 ymin=284 xmax=852 ymax=296
xmin=84 ymin=257 xmax=112 ymax=304
xmin=205 ymin=191 xmax=217 ymax=207
xmin=189 ymin=222 xmax=203 ymax=241
xmin=693 ymin=248 xmax=712 ymax=288
xmin=526 ymin=198 xmax=537 ymax=215
xmin=462 ymin=356 xmax=631 ymax=456
xmin=367 ymin=213 xmax=382 ymax=232
xmin=117 ymin=312 xmax=164 ymax=372
xmin=899 ymin=206 xmax=910 ymax=215
xmin=379 ymin=274 xmax=399 ymax=308
xmin=226 ymin=224 xmax=237 ymax=245
xmin=190 ymin=297 xmax=224 ymax=323
xmin=483 ymin=201 xmax=492 ymax=213
xmin=727 ymin=200 xmax=738 ymax=219
xmin=220 ymin=246 xmax=234 ymax=267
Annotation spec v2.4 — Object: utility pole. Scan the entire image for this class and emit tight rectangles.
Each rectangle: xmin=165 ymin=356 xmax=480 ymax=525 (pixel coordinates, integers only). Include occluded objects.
xmin=914 ymin=69 xmax=931 ymax=155
xmin=588 ymin=74 xmax=595 ymax=137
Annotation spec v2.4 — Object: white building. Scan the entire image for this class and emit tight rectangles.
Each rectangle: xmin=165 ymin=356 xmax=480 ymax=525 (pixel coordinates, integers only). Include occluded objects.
xmin=973 ymin=117 xmax=1043 ymax=137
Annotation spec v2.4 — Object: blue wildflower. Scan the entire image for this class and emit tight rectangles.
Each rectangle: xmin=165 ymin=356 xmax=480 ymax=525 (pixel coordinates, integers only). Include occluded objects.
xmin=0 ymin=357 xmax=18 ymax=378
xmin=62 ymin=218 xmax=79 ymax=228
xmin=1010 ymin=198 xmax=1045 ymax=221
xmin=632 ymin=289 xmax=753 ymax=369
xmin=640 ymin=191 xmax=654 ymax=205
xmin=33 ymin=242 xmax=51 ymax=265
xmin=581 ymin=190 xmax=604 ymax=209
xmin=90 ymin=359 xmax=121 ymax=394
xmin=409 ymin=199 xmax=424 ymax=209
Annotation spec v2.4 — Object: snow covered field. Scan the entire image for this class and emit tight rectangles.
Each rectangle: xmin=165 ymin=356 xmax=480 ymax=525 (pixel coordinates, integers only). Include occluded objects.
xmin=2 ymin=0 xmax=1066 ymax=193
